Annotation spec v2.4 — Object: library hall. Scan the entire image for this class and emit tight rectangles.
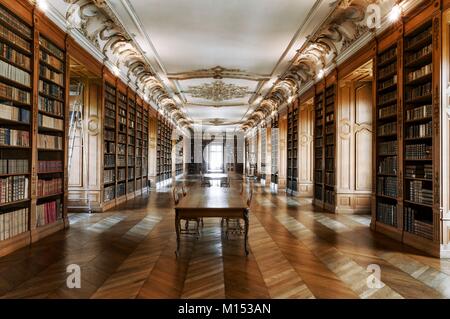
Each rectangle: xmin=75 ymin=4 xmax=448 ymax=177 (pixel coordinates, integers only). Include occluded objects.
xmin=1 ymin=0 xmax=450 ymax=302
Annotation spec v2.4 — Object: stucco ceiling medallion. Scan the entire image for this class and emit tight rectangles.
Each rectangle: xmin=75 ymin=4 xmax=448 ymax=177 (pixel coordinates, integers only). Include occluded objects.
xmin=186 ymin=80 xmax=251 ymax=102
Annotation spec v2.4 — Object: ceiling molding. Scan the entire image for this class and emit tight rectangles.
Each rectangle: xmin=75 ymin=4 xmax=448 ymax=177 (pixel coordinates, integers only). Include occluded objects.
xmin=57 ymin=0 xmax=190 ymax=131
xmin=168 ymin=65 xmax=270 ymax=82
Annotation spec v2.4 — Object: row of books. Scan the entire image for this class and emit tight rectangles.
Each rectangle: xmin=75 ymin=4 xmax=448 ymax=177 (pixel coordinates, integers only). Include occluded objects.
xmin=378 ymin=156 xmax=397 ymax=175
xmin=377 ymin=176 xmax=397 ymax=198
xmin=36 ymin=199 xmax=62 ymax=227
xmin=38 ymin=160 xmax=63 ymax=173
xmin=314 ymin=171 xmax=322 ymax=183
xmin=128 ymin=167 xmax=134 ymax=179
xmin=407 ymin=82 xmax=431 ymax=100
xmin=406 ymin=26 xmax=431 ymax=49
xmin=38 ymin=113 xmax=63 ymax=130
xmin=407 ymin=63 xmax=432 ymax=82
xmin=406 ymin=43 xmax=432 ymax=65
xmin=314 ymin=185 xmax=322 ymax=200
xmin=118 ymin=133 xmax=126 ymax=144
xmin=117 ymin=155 xmax=127 ymax=166
xmin=325 ymin=113 xmax=334 ymax=123
xmin=0 ymin=127 xmax=29 ymax=146
xmin=39 ymin=80 xmax=63 ymax=101
xmin=104 ymin=185 xmax=115 ymax=201
xmin=0 ymin=6 xmax=31 ymax=38
xmin=325 ymin=158 xmax=334 ymax=171
xmin=105 ymin=117 xmax=115 ymax=128
xmin=0 ymin=103 xmax=29 ymax=123
xmin=406 ymin=104 xmax=432 ymax=121
xmin=379 ymin=75 xmax=397 ymax=90
xmin=405 ymin=164 xmax=432 ymax=179
xmin=378 ymin=62 xmax=396 ymax=78
xmin=37 ymin=177 xmax=62 ymax=197
xmin=105 ymin=84 xmax=116 ymax=96
xmin=0 ymin=82 xmax=30 ymax=104
xmin=40 ymin=65 xmax=63 ymax=86
xmin=325 ymin=145 xmax=334 ymax=157
xmin=404 ymin=207 xmax=433 ymax=239
xmin=0 ymin=175 xmax=28 ymax=203
xmin=378 ymin=47 xmax=396 ymax=65
xmin=405 ymin=143 xmax=432 ymax=160
xmin=39 ymin=50 xmax=63 ymax=72
xmin=104 ymin=141 xmax=115 ymax=154
xmin=0 ymin=42 xmax=30 ymax=70
xmin=118 ymin=168 xmax=126 ymax=181
xmin=104 ymin=169 xmax=115 ymax=183
xmin=38 ymin=96 xmax=63 ymax=116
xmin=117 ymin=182 xmax=126 ymax=197
xmin=378 ymin=122 xmax=397 ymax=136
xmin=407 ymin=180 xmax=432 ymax=205
xmin=406 ymin=121 xmax=432 ymax=139
xmin=0 ymin=159 xmax=28 ymax=175
xmin=376 ymin=202 xmax=397 ymax=227
xmin=0 ymin=59 xmax=30 ymax=86
xmin=105 ymin=106 xmax=115 ymax=118
xmin=0 ymin=207 xmax=28 ymax=240
xmin=117 ymin=144 xmax=125 ymax=155
xmin=38 ymin=134 xmax=63 ymax=150
xmin=379 ymin=140 xmax=398 ymax=156
xmin=104 ymin=130 xmax=115 ymax=142
xmin=104 ymin=154 xmax=115 ymax=168
xmin=0 ymin=23 xmax=30 ymax=53
xmin=324 ymin=189 xmax=335 ymax=205
xmin=379 ymin=90 xmax=397 ymax=106
xmin=39 ymin=37 xmax=63 ymax=60
xmin=325 ymin=172 xmax=334 ymax=185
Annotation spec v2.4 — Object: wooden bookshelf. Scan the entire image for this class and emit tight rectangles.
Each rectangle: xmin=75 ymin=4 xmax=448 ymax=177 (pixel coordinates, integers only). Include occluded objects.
xmin=374 ymin=39 xmax=401 ymax=233
xmin=270 ymin=115 xmax=278 ymax=185
xmin=402 ymin=19 xmax=436 ymax=246
xmin=324 ymin=83 xmax=336 ymax=211
xmin=175 ymin=134 xmax=183 ymax=176
xmin=103 ymin=81 xmax=116 ymax=207
xmin=313 ymin=87 xmax=324 ymax=206
xmin=135 ymin=98 xmax=143 ymax=194
xmin=260 ymin=125 xmax=266 ymax=181
xmin=116 ymin=87 xmax=127 ymax=201
xmin=286 ymin=99 xmax=298 ymax=195
xmin=371 ymin=5 xmax=442 ymax=256
xmin=127 ymin=92 xmax=136 ymax=195
xmin=0 ymin=1 xmax=69 ymax=256
xmin=156 ymin=116 xmax=172 ymax=183
xmin=0 ymin=2 xmax=32 ymax=253
xmin=142 ymin=103 xmax=149 ymax=190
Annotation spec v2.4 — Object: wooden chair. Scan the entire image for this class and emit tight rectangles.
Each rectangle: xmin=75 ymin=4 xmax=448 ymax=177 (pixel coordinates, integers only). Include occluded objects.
xmin=200 ymin=171 xmax=211 ymax=187
xmin=172 ymin=186 xmax=200 ymax=236
xmin=220 ymin=176 xmax=230 ymax=188
xmin=223 ymin=185 xmax=253 ymax=238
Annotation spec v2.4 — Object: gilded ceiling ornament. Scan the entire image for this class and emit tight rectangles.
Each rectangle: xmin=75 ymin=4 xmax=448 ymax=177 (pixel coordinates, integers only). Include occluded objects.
xmin=186 ymin=80 xmax=251 ymax=102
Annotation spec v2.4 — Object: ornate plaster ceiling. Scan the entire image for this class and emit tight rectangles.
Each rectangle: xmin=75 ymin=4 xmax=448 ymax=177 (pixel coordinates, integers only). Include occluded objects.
xmin=103 ymin=0 xmax=334 ymax=129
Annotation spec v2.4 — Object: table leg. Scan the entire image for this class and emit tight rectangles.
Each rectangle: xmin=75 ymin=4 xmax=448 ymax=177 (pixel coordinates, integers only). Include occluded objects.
xmin=243 ymin=208 xmax=249 ymax=256
xmin=175 ymin=210 xmax=180 ymax=257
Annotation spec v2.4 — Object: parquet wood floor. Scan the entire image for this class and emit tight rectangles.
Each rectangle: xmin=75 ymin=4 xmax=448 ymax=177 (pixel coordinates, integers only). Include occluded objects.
xmin=0 ymin=181 xmax=448 ymax=299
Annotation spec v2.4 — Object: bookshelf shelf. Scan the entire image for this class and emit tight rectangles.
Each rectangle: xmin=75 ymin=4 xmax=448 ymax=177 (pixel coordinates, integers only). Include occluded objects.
xmin=375 ymin=41 xmax=400 ymax=230
xmin=156 ymin=115 xmax=172 ymax=183
xmin=286 ymin=99 xmax=298 ymax=195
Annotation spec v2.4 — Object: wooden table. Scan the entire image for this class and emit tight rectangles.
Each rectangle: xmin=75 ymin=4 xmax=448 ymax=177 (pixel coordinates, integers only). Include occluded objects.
xmin=175 ymin=187 xmax=249 ymax=255
xmin=203 ymin=173 xmax=228 ymax=181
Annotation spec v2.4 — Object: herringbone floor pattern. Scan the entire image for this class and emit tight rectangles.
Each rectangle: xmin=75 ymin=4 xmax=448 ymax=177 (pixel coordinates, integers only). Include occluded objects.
xmin=0 ymin=181 xmax=449 ymax=299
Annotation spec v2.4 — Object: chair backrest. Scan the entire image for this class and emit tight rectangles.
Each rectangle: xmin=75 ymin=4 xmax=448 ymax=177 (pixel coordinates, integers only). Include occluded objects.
xmin=172 ymin=186 xmax=179 ymax=205
xmin=181 ymin=185 xmax=187 ymax=196
xmin=247 ymin=186 xmax=253 ymax=207
xmin=240 ymin=183 xmax=244 ymax=194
